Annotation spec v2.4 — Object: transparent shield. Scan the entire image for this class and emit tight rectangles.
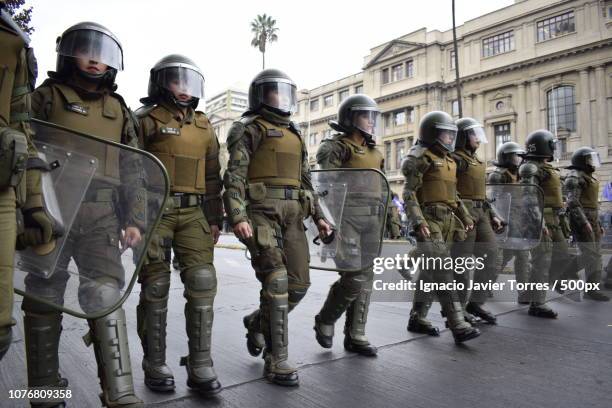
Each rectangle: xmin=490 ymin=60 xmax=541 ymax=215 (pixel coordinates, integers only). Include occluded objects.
xmin=13 ymin=120 xmax=169 ymax=319
xmin=307 ymin=169 xmax=390 ymax=272
xmin=486 ymin=183 xmax=544 ymax=250
xmin=14 ymin=141 xmax=97 ymax=279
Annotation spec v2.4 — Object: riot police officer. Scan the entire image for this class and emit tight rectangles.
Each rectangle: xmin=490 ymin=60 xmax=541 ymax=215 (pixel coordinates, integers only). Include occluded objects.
xmin=22 ymin=22 xmax=144 ymax=407
xmin=488 ymin=142 xmax=531 ymax=304
xmin=135 ymin=55 xmax=223 ymax=395
xmin=387 ymin=193 xmax=402 ymax=239
xmin=451 ymin=117 xmax=502 ymax=324
xmin=402 ymin=111 xmax=480 ymax=343
xmin=313 ymin=94 xmax=384 ymax=356
xmin=223 ymin=69 xmax=332 ymax=386
xmin=0 ymin=2 xmax=58 ymax=361
xmin=564 ymin=147 xmax=609 ymax=301
xmin=519 ymin=130 xmax=576 ymax=318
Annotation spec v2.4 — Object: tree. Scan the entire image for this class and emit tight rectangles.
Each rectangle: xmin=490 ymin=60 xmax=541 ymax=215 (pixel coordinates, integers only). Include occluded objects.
xmin=250 ymin=14 xmax=278 ymax=70
xmin=3 ymin=0 xmax=34 ymax=35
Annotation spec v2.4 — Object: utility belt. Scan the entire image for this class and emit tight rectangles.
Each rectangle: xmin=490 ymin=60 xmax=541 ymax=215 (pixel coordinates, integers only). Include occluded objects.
xmin=84 ymin=187 xmax=118 ymax=203
xmin=422 ymin=203 xmax=457 ymax=219
xmin=169 ymin=192 xmax=203 ymax=208
xmin=264 ymin=186 xmax=301 ymax=200
xmin=462 ymin=198 xmax=486 ymax=209
xmin=343 ymin=205 xmax=384 ymax=216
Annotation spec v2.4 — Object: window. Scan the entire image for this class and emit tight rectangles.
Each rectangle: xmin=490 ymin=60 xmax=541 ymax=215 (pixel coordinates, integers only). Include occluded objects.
xmin=296 ymin=101 xmax=300 ymax=113
xmin=393 ymin=110 xmax=406 ymax=126
xmin=537 ymin=11 xmax=575 ymax=42
xmin=339 ymin=89 xmax=349 ymax=102
xmin=494 ymin=123 xmax=511 ymax=150
xmin=310 ymin=98 xmax=319 ymax=111
xmin=405 ymin=60 xmax=414 ymax=78
xmin=323 ymin=129 xmax=333 ymax=139
xmin=385 ymin=142 xmax=391 ymax=171
xmin=450 ymin=50 xmax=456 ymax=69
xmin=323 ymin=94 xmax=333 ymax=108
xmin=451 ymin=100 xmax=459 ymax=117
xmin=395 ymin=140 xmax=405 ymax=170
xmin=391 ymin=63 xmax=404 ymax=82
xmin=383 ymin=113 xmax=391 ymax=129
xmin=547 ymin=86 xmax=576 ymax=132
xmin=482 ymin=31 xmax=514 ymax=57
xmin=407 ymin=107 xmax=415 ymax=123
xmin=309 ymin=132 xmax=317 ymax=146
xmin=382 ymin=68 xmax=390 ymax=84
xmin=355 ymin=84 xmax=363 ymax=94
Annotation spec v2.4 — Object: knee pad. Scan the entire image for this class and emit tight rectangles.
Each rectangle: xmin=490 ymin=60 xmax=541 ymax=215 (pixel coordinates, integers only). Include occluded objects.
xmin=21 ymin=283 xmax=66 ymax=314
xmin=339 ymin=273 xmax=366 ymax=297
xmin=264 ymin=269 xmax=288 ymax=297
xmin=78 ymin=278 xmax=120 ymax=314
xmin=183 ymin=265 xmax=217 ymax=297
xmin=142 ymin=273 xmax=170 ymax=303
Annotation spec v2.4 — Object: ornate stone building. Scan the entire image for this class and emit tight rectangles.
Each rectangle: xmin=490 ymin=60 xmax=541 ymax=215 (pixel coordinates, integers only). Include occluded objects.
xmin=293 ymin=0 xmax=612 ymax=195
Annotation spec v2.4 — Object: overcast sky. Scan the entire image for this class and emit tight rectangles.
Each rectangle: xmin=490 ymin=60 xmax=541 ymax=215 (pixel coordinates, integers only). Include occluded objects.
xmin=28 ymin=0 xmax=513 ymax=108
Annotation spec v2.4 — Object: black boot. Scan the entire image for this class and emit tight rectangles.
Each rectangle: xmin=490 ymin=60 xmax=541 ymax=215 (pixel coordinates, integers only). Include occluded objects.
xmin=452 ymin=326 xmax=481 ymax=344
xmin=585 ymin=291 xmax=610 ymax=302
xmin=466 ymin=302 xmax=497 ymax=325
xmin=343 ymin=335 xmax=377 ymax=356
xmin=243 ymin=310 xmax=265 ymax=357
xmin=528 ymin=303 xmax=558 ymax=318
xmin=407 ymin=314 xmax=440 ymax=336
xmin=313 ymin=314 xmax=333 ymax=349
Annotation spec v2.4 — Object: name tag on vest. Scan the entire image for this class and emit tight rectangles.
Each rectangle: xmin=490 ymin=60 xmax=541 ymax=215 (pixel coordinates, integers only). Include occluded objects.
xmin=160 ymin=127 xmax=180 ymax=135
xmin=66 ymin=104 xmax=88 ymax=115
xmin=433 ymin=161 xmax=444 ymax=167
xmin=267 ymin=129 xmax=283 ymax=137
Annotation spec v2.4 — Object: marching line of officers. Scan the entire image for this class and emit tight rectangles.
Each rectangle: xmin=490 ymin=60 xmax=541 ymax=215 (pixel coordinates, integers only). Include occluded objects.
xmin=1 ymin=11 xmax=610 ymax=407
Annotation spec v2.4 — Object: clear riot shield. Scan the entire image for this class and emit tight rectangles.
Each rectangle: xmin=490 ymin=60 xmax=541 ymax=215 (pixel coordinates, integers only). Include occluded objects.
xmin=306 ymin=168 xmax=390 ymax=273
xmin=13 ymin=119 xmax=169 ymax=319
xmin=486 ymin=183 xmax=544 ymax=250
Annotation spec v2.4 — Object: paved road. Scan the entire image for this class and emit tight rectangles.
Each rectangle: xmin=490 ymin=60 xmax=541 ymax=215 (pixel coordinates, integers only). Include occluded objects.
xmin=1 ymin=238 xmax=610 ymax=407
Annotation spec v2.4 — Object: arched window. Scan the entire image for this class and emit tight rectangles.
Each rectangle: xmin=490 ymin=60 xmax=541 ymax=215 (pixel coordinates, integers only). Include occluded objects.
xmin=547 ymin=85 xmax=575 ymax=132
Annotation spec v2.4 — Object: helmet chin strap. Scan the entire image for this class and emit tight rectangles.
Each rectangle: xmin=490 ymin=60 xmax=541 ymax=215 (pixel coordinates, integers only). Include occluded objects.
xmin=75 ymin=68 xmax=114 ymax=90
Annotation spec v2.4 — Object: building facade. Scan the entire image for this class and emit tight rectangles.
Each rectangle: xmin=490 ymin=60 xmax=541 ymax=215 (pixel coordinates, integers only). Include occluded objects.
xmin=293 ymin=0 xmax=612 ymax=195
xmin=206 ymin=87 xmax=248 ymax=173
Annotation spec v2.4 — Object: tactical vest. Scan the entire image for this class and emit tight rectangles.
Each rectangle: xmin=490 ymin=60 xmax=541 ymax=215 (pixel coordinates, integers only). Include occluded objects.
xmin=454 ymin=149 xmax=486 ymax=200
xmin=247 ymin=117 xmax=302 ymax=187
xmin=581 ymin=173 xmax=599 ymax=209
xmin=142 ymin=106 xmax=212 ymax=194
xmin=497 ymin=168 xmax=518 ymax=184
xmin=340 ymin=137 xmax=383 ymax=169
xmin=43 ymin=83 xmax=123 ymax=179
xmin=417 ymin=149 xmax=457 ymax=205
xmin=0 ymin=25 xmax=22 ymax=126
xmin=539 ymin=163 xmax=563 ymax=208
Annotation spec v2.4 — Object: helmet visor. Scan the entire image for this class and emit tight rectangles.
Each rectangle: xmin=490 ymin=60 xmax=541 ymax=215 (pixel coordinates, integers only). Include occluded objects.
xmin=585 ymin=151 xmax=601 ymax=168
xmin=551 ymin=138 xmax=560 ymax=160
xmin=350 ymin=109 xmax=379 ymax=138
xmin=154 ymin=66 xmax=204 ymax=100
xmin=435 ymin=123 xmax=458 ymax=152
xmin=58 ymin=29 xmax=123 ymax=70
xmin=259 ymin=81 xmax=297 ymax=114
xmin=466 ymin=126 xmax=488 ymax=144
xmin=509 ymin=153 xmax=523 ymax=167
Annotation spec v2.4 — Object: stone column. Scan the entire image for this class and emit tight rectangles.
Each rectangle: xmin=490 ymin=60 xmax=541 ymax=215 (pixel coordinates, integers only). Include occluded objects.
xmin=464 ymin=94 xmax=473 ymax=117
xmin=578 ymin=69 xmax=592 ymax=147
xmin=530 ymin=79 xmax=540 ymax=130
xmin=475 ymin=92 xmax=485 ymax=124
xmin=594 ymin=65 xmax=608 ymax=149
xmin=516 ymin=82 xmax=527 ymax=145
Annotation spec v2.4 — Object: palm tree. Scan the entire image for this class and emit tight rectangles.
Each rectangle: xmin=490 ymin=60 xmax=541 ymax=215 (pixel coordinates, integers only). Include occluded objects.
xmin=250 ymin=14 xmax=278 ymax=69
